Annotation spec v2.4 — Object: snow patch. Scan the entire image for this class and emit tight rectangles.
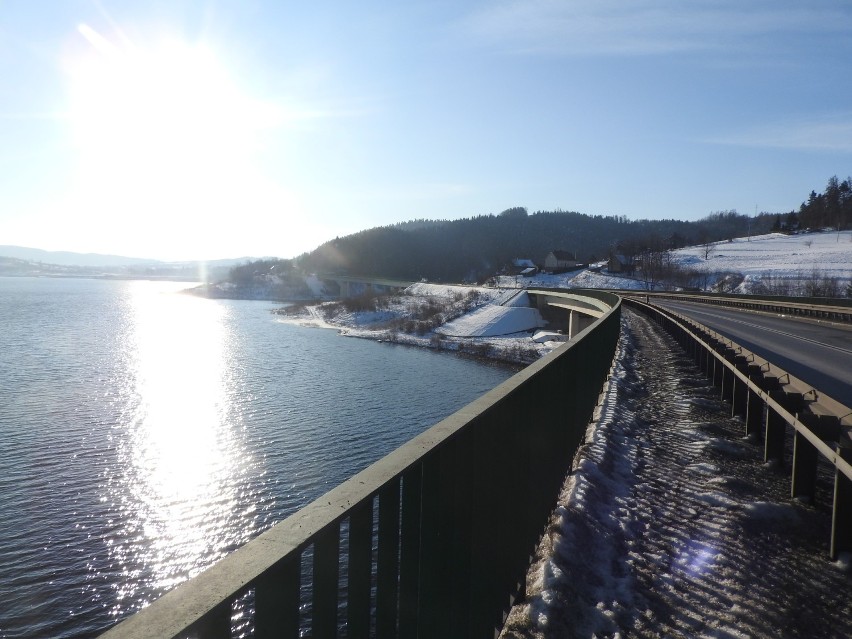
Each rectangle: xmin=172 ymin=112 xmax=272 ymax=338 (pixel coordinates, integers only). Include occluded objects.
xmin=436 ymin=305 xmax=545 ymax=337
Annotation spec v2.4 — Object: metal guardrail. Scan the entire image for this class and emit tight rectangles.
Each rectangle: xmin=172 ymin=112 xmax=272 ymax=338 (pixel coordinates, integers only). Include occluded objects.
xmin=625 ymin=291 xmax=852 ymax=323
xmin=625 ymin=298 xmax=852 ymax=559
xmin=100 ymin=294 xmax=622 ymax=638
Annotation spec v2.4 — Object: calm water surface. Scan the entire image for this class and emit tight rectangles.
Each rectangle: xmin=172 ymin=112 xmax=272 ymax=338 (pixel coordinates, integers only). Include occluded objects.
xmin=0 ymin=277 xmax=514 ymax=638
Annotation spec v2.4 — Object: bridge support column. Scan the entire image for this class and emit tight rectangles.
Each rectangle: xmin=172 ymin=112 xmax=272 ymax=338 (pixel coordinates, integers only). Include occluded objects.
xmin=568 ymin=310 xmax=595 ymax=338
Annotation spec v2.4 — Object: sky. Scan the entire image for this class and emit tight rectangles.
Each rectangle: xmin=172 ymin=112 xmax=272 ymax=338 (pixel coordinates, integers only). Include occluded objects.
xmin=1 ymin=1 xmax=851 ymax=262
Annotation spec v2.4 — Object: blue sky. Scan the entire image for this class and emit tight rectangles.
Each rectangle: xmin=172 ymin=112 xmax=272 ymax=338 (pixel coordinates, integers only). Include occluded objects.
xmin=1 ymin=1 xmax=851 ymax=261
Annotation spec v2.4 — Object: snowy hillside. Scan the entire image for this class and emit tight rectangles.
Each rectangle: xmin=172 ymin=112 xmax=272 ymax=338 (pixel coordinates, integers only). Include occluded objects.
xmin=670 ymin=230 xmax=852 ymax=294
xmin=496 ymin=230 xmax=852 ymax=295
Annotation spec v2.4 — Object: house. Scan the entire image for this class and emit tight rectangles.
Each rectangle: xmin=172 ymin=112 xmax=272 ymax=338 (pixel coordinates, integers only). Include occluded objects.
xmin=543 ymin=250 xmax=578 ymax=272
xmin=508 ymin=258 xmax=538 ymax=275
xmin=608 ymin=253 xmax=635 ymax=274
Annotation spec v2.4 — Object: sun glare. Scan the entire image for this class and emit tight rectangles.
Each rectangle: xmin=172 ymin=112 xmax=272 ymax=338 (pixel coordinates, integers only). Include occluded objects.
xmin=69 ymin=24 xmax=278 ymax=165
xmin=61 ymin=23 xmax=295 ymax=258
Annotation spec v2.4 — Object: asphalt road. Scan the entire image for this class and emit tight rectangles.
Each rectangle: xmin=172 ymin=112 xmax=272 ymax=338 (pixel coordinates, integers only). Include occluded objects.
xmin=653 ymin=299 xmax=852 ymax=407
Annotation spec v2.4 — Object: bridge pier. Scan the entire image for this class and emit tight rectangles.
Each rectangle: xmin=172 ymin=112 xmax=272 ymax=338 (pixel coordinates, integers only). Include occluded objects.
xmin=568 ymin=310 xmax=596 ymax=338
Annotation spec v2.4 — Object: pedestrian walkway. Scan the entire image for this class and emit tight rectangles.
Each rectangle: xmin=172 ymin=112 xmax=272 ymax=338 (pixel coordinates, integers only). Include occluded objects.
xmin=500 ymin=308 xmax=852 ymax=638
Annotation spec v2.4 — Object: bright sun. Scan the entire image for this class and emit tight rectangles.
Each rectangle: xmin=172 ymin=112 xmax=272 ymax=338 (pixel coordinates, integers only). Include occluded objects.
xmin=69 ymin=25 xmax=272 ymax=171
xmin=60 ymin=24 xmax=295 ymax=259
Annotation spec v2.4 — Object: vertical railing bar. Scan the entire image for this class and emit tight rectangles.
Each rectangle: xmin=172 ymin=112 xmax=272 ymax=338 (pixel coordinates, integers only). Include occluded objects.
xmin=312 ymin=523 xmax=341 ymax=639
xmin=347 ymin=500 xmax=374 ymax=637
xmin=376 ymin=481 xmax=401 ymax=638
xmin=398 ymin=465 xmax=423 ymax=638
xmin=254 ymin=554 xmax=301 ymax=639
xmin=185 ymin=600 xmax=232 ymax=639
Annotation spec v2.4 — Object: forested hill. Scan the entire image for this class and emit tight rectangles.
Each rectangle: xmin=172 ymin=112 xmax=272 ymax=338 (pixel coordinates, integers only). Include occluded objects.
xmin=295 ymin=174 xmax=852 ymax=284
xmin=297 ymin=209 xmax=775 ymax=283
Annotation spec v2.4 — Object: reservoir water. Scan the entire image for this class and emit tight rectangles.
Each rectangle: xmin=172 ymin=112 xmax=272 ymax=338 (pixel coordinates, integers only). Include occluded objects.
xmin=0 ymin=277 xmax=514 ymax=638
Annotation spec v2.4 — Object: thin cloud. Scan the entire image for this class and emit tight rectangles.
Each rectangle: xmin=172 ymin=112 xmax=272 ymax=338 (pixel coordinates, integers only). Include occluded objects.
xmin=461 ymin=0 xmax=852 ymax=57
xmin=364 ymin=182 xmax=474 ymax=201
xmin=706 ymin=114 xmax=852 ymax=153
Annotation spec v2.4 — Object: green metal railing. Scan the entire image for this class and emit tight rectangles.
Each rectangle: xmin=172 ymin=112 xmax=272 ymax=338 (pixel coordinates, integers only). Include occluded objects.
xmin=100 ymin=292 xmax=622 ymax=639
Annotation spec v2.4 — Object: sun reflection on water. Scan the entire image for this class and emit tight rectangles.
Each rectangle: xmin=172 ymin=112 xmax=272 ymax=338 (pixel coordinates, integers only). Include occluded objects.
xmin=106 ymin=282 xmax=256 ymax=613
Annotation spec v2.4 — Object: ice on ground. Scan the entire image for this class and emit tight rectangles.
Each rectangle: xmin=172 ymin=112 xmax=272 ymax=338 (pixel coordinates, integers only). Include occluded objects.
xmin=436 ymin=305 xmax=545 ymax=337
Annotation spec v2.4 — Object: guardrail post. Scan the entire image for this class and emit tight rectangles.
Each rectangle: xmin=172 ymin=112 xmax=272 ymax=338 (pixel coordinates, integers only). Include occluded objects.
xmin=793 ymin=415 xmax=841 ymax=503
xmin=764 ymin=391 xmax=787 ymax=466
xmin=765 ymin=391 xmax=807 ymax=469
xmin=731 ymin=356 xmax=749 ymax=418
xmin=745 ymin=364 xmax=766 ymax=438
xmin=720 ymin=348 xmax=737 ymax=403
xmin=831 ymin=435 xmax=852 ymax=560
xmin=711 ymin=345 xmax=724 ymax=390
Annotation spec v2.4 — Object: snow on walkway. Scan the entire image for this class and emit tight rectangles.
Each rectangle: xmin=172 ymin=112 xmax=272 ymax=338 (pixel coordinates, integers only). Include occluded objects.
xmin=501 ymin=308 xmax=852 ymax=638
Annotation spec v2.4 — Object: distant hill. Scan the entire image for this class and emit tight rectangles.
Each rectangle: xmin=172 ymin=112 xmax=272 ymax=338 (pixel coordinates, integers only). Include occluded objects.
xmin=0 ymin=245 xmax=162 ymax=267
xmin=0 ymin=245 xmax=279 ymax=281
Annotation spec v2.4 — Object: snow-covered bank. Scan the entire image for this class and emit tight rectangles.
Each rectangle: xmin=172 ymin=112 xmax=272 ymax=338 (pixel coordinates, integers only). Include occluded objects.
xmin=275 ymin=283 xmax=556 ymax=365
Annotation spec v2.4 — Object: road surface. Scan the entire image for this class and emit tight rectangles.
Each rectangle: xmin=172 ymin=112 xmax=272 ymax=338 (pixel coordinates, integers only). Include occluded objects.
xmin=654 ymin=299 xmax=852 ymax=406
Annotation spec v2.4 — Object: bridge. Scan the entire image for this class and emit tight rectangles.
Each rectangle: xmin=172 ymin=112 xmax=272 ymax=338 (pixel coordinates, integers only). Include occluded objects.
xmin=100 ymin=291 xmax=852 ymax=638
xmin=316 ymin=275 xmax=418 ymax=298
